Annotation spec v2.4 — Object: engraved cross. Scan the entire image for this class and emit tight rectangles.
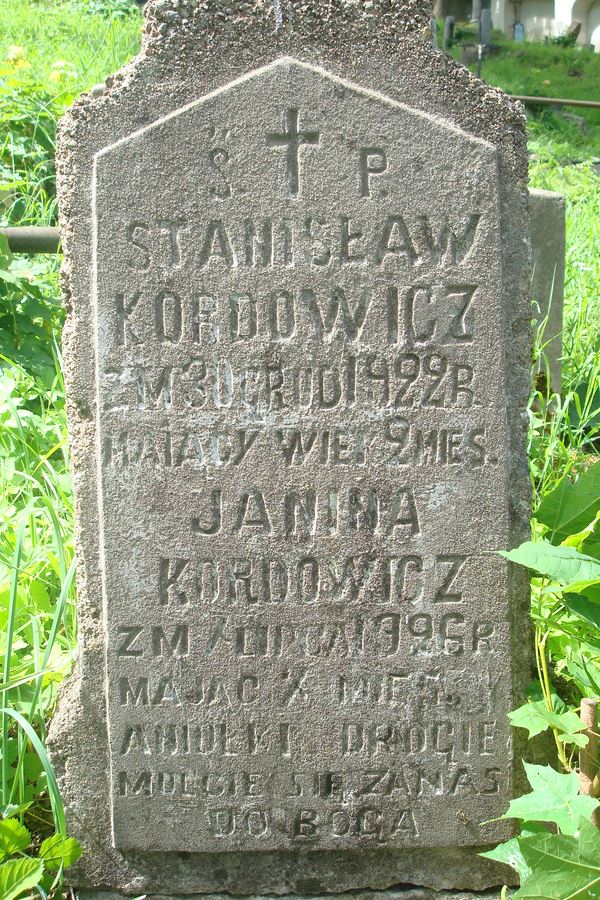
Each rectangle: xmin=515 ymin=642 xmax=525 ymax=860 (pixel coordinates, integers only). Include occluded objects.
xmin=266 ymin=107 xmax=320 ymax=198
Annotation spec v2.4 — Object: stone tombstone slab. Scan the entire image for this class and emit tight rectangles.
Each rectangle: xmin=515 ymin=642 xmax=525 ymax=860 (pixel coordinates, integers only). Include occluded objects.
xmin=529 ymin=188 xmax=565 ymax=396
xmin=52 ymin=0 xmax=531 ymax=895
xmin=100 ymin=57 xmax=511 ymax=854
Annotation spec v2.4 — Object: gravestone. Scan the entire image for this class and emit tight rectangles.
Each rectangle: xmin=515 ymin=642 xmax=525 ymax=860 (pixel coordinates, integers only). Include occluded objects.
xmin=529 ymin=188 xmax=565 ymax=396
xmin=480 ymin=8 xmax=492 ymax=44
xmin=513 ymin=21 xmax=526 ymax=41
xmin=443 ymin=15 xmax=455 ymax=48
xmin=460 ymin=43 xmax=479 ymax=65
xmin=51 ymin=0 xmax=531 ymax=895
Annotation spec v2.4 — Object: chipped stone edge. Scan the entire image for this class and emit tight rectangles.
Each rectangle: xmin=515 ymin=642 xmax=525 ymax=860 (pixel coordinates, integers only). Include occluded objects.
xmin=76 ymin=890 xmax=504 ymax=900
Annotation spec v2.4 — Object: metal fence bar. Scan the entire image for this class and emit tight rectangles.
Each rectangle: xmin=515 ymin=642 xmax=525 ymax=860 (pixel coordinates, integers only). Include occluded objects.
xmin=511 ymin=94 xmax=600 ymax=110
xmin=1 ymin=227 xmax=60 ymax=254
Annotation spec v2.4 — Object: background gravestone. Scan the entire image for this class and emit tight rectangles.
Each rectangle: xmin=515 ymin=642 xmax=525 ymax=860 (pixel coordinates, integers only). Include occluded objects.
xmin=529 ymin=188 xmax=565 ymax=396
xmin=50 ymin=0 xmax=532 ymax=895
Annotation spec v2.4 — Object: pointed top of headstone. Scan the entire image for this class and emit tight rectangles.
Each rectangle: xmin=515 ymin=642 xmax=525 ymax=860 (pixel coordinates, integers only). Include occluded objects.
xmin=60 ymin=0 xmax=526 ymax=171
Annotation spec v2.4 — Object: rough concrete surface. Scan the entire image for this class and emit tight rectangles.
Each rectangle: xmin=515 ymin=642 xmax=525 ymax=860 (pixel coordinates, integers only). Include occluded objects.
xmin=51 ymin=0 xmax=532 ymax=894
xmin=529 ymin=188 xmax=565 ymax=396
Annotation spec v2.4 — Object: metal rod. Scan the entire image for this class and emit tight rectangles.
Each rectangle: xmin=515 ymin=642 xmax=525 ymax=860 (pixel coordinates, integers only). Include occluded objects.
xmin=579 ymin=699 xmax=600 ymax=828
xmin=1 ymin=226 xmax=60 ymax=254
xmin=511 ymin=94 xmax=600 ymax=109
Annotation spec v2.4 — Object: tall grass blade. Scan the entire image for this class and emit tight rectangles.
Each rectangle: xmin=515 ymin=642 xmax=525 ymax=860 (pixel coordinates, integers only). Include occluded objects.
xmin=1 ymin=518 xmax=27 ymax=806
xmin=0 ymin=709 xmax=65 ymax=837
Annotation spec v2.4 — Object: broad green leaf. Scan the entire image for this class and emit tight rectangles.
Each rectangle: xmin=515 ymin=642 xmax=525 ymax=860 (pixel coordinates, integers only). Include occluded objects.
xmin=499 ymin=540 xmax=600 ymax=592
xmin=0 ymin=857 xmax=44 ymax=900
xmin=502 ymin=763 xmax=599 ymax=834
xmin=562 ymin=577 xmax=600 ymax=596
xmin=0 ymin=819 xmax=30 ymax=861
xmin=509 ymin=703 xmax=549 ymax=738
xmin=515 ymin=818 xmax=600 ymax=899
xmin=582 ymin=585 xmax=600 ymax=603
xmin=557 ymin=732 xmax=589 ymax=748
xmin=481 ymin=836 xmax=530 ymax=882
xmin=508 ymin=701 xmax=587 ymax=741
xmin=582 ymin=529 xmax=600 ymax=560
xmin=561 ymin=517 xmax=599 ymax=549
xmin=480 ymin=824 xmax=547 ymax=882
xmin=563 ymin=593 xmax=600 ymax=629
xmin=521 ymin=681 xmax=565 ymax=709
xmin=536 ymin=461 xmax=600 ymax=546
xmin=39 ymin=833 xmax=82 ymax=871
xmin=565 ymin=655 xmax=600 ymax=698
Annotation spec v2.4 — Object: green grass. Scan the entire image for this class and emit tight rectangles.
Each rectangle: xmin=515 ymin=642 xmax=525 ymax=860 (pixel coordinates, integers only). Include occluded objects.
xmin=0 ymin=353 xmax=76 ymax=833
xmin=0 ymin=0 xmax=142 ymax=228
xmin=527 ymin=143 xmax=600 ymax=501
xmin=0 ymin=0 xmax=142 ymax=92
xmin=0 ymin=0 xmax=142 ymax=869
xmin=485 ymin=42 xmax=600 ymax=157
xmin=446 ymin=29 xmax=600 ymax=157
xmin=529 ymin=150 xmax=600 ymax=383
xmin=484 ymin=41 xmax=600 ymax=106
xmin=0 ymin=0 xmax=599 ymax=871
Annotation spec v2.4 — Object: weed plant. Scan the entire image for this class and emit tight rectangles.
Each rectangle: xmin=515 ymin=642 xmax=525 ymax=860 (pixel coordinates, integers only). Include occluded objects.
xmin=0 ymin=344 xmax=75 ymax=811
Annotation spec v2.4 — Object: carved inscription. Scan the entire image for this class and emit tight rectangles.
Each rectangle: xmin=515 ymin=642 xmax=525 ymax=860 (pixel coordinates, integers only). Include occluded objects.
xmin=266 ymin=107 xmax=320 ymax=197
xmin=94 ymin=59 xmax=514 ymax=852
